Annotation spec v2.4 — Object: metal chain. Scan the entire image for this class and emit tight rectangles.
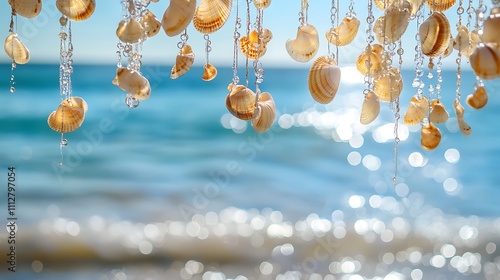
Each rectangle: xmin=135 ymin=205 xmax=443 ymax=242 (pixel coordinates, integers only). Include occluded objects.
xmin=245 ymin=0 xmax=251 ymax=87
xmin=413 ymin=4 xmax=425 ymax=99
xmin=328 ymin=0 xmax=337 ymax=60
xmin=363 ymin=0 xmax=375 ymax=97
xmin=232 ymin=0 xmax=241 ymax=87
xmin=456 ymin=0 xmax=464 ymax=102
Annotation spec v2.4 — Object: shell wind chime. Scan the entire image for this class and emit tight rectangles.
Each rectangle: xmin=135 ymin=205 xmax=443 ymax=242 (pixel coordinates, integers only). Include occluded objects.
xmin=286 ymin=0 xmax=319 ymax=63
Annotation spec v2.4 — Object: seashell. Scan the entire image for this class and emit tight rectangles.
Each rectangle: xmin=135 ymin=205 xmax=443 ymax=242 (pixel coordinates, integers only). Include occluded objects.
xmin=421 ymin=123 xmax=441 ymax=150
xmin=469 ymin=43 xmax=500 ymax=80
xmin=373 ymin=67 xmax=403 ymax=102
xmin=252 ymin=92 xmax=276 ymax=133
xmin=360 ymin=91 xmax=380 ymax=125
xmin=162 ymin=0 xmax=196 ymax=37
xmin=419 ymin=12 xmax=451 ymax=57
xmin=374 ymin=0 xmax=395 ymax=10
xmin=453 ymin=25 xmax=477 ymax=57
xmin=403 ymin=96 xmax=429 ymax=126
xmin=141 ymin=10 xmax=161 ymax=38
xmin=482 ymin=8 xmax=500 ymax=45
xmin=466 ymin=86 xmax=488 ymax=109
xmin=356 ymin=44 xmax=384 ymax=75
xmin=240 ymin=30 xmax=268 ymax=59
xmin=171 ymin=44 xmax=195 ymax=79
xmin=116 ymin=18 xmax=145 ymax=43
xmin=56 ymin=0 xmax=95 ymax=21
xmin=261 ymin=28 xmax=273 ymax=44
xmin=442 ymin=34 xmax=454 ymax=58
xmin=113 ymin=67 xmax=151 ymax=100
xmin=453 ymin=99 xmax=471 ymax=136
xmin=253 ymin=0 xmax=271 ymax=9
xmin=325 ymin=16 xmax=360 ymax=46
xmin=8 ymin=0 xmax=42 ymax=18
xmin=409 ymin=0 xmax=424 ymax=15
xmin=225 ymin=85 xmax=256 ymax=120
xmin=202 ymin=63 xmax=217 ymax=81
xmin=425 ymin=0 xmax=457 ymax=12
xmin=193 ymin=0 xmax=232 ymax=34
xmin=286 ymin=24 xmax=319 ymax=63
xmin=47 ymin=97 xmax=87 ymax=133
xmin=374 ymin=1 xmax=412 ymax=44
xmin=308 ymin=56 xmax=341 ymax=104
xmin=429 ymin=99 xmax=449 ymax=124
xmin=4 ymin=33 xmax=30 ymax=64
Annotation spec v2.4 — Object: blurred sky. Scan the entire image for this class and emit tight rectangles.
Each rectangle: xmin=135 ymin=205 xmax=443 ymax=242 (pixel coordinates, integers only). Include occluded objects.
xmin=0 ymin=0 xmax=474 ymax=68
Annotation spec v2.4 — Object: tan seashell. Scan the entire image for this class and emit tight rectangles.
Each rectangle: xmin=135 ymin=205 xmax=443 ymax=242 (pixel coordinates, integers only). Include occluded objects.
xmin=403 ymin=96 xmax=429 ymax=126
xmin=202 ymin=63 xmax=217 ymax=81
xmin=252 ymin=92 xmax=276 ymax=133
xmin=325 ymin=16 xmax=360 ymax=46
xmin=421 ymin=123 xmax=441 ymax=150
xmin=47 ymin=97 xmax=88 ymax=133
xmin=171 ymin=44 xmax=195 ymax=79
xmin=374 ymin=0 xmax=395 ymax=10
xmin=307 ymin=55 xmax=341 ymax=104
xmin=240 ymin=30 xmax=267 ymax=59
xmin=425 ymin=0 xmax=457 ymax=12
xmin=8 ymin=0 xmax=42 ymax=18
xmin=470 ymin=43 xmax=500 ymax=80
xmin=56 ymin=0 xmax=95 ymax=21
xmin=141 ymin=10 xmax=161 ymax=38
xmin=419 ymin=12 xmax=451 ymax=57
xmin=409 ymin=0 xmax=424 ymax=15
xmin=261 ymin=28 xmax=273 ymax=44
xmin=253 ymin=0 xmax=271 ymax=9
xmin=442 ymin=34 xmax=454 ymax=58
xmin=356 ymin=44 xmax=384 ymax=75
xmin=374 ymin=1 xmax=412 ymax=44
xmin=162 ymin=0 xmax=196 ymax=37
xmin=226 ymin=85 xmax=256 ymax=120
xmin=116 ymin=18 xmax=145 ymax=43
xmin=453 ymin=25 xmax=477 ymax=57
xmin=4 ymin=33 xmax=30 ymax=65
xmin=482 ymin=8 xmax=500 ymax=45
xmin=113 ymin=67 xmax=151 ymax=100
xmin=429 ymin=99 xmax=449 ymax=124
xmin=466 ymin=86 xmax=488 ymax=109
xmin=453 ymin=99 xmax=471 ymax=136
xmin=373 ymin=67 xmax=403 ymax=102
xmin=286 ymin=24 xmax=319 ymax=63
xmin=360 ymin=91 xmax=380 ymax=125
xmin=193 ymin=0 xmax=232 ymax=34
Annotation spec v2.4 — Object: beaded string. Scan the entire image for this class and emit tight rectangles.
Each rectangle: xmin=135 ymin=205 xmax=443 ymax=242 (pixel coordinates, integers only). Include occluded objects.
xmin=58 ymin=15 xmax=73 ymax=167
xmin=232 ymin=0 xmax=241 ymax=87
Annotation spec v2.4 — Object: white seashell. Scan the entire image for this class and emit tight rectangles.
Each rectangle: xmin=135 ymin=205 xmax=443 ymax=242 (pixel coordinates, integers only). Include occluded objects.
xmin=286 ymin=24 xmax=319 ymax=63
xmin=4 ymin=33 xmax=30 ymax=64
xmin=374 ymin=1 xmax=412 ymax=44
xmin=252 ymin=92 xmax=276 ymax=133
xmin=162 ymin=0 xmax=196 ymax=37
xmin=8 ymin=0 xmax=42 ymax=18
xmin=113 ymin=67 xmax=151 ymax=100
xmin=429 ymin=99 xmax=449 ymax=124
xmin=171 ymin=44 xmax=195 ymax=79
xmin=307 ymin=55 xmax=341 ymax=104
xmin=56 ymin=0 xmax=95 ymax=21
xmin=325 ymin=16 xmax=360 ymax=46
xmin=360 ymin=91 xmax=380 ymax=125
xmin=403 ymin=96 xmax=429 ymax=126
xmin=356 ymin=44 xmax=385 ymax=75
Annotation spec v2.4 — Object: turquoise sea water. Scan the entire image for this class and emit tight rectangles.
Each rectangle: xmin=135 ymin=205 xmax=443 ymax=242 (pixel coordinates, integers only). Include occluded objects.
xmin=0 ymin=64 xmax=499 ymax=279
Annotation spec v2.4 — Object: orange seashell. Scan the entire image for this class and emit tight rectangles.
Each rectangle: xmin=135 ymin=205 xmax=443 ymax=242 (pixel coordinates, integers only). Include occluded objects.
xmin=252 ymin=92 xmax=276 ymax=133
xmin=425 ymin=0 xmax=457 ymax=12
xmin=141 ymin=10 xmax=161 ymax=38
xmin=374 ymin=1 xmax=412 ymax=44
xmin=419 ymin=12 xmax=451 ymax=57
xmin=429 ymin=99 xmax=449 ymax=124
xmin=325 ymin=16 xmax=360 ymax=46
xmin=482 ymin=8 xmax=500 ymax=45
xmin=453 ymin=100 xmax=471 ymax=136
xmin=116 ymin=18 xmax=145 ymax=43
xmin=193 ymin=0 xmax=232 ymax=34
xmin=466 ymin=86 xmax=488 ymax=109
xmin=226 ymin=85 xmax=256 ymax=120
xmin=470 ymin=43 xmax=500 ymax=80
xmin=240 ymin=30 xmax=268 ymax=59
xmin=308 ymin=56 xmax=341 ymax=104
xmin=253 ymin=0 xmax=271 ymax=9
xmin=8 ymin=0 xmax=42 ymax=18
xmin=421 ymin=123 xmax=441 ymax=150
xmin=201 ymin=63 xmax=217 ymax=81
xmin=47 ymin=97 xmax=88 ymax=133
xmin=56 ymin=0 xmax=95 ymax=21
xmin=113 ymin=67 xmax=151 ymax=100
xmin=171 ymin=44 xmax=195 ymax=79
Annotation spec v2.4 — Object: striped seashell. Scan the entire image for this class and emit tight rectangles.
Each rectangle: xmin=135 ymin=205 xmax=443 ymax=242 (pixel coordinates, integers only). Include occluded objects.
xmin=193 ymin=0 xmax=232 ymax=34
xmin=112 ymin=67 xmax=151 ymax=100
xmin=4 ymin=33 xmax=30 ymax=64
xmin=162 ymin=0 xmax=196 ymax=37
xmin=419 ymin=12 xmax=451 ymax=57
xmin=374 ymin=1 xmax=412 ymax=44
xmin=425 ymin=0 xmax=457 ymax=12
xmin=307 ymin=55 xmax=341 ymax=104
xmin=252 ymin=92 xmax=276 ymax=133
xmin=240 ymin=30 xmax=267 ymax=59
xmin=360 ymin=91 xmax=380 ymax=125
xmin=226 ymin=85 xmax=256 ymax=120
xmin=356 ymin=44 xmax=384 ymax=75
xmin=8 ymin=0 xmax=42 ymax=18
xmin=47 ymin=97 xmax=88 ymax=133
xmin=171 ymin=44 xmax=195 ymax=79
xmin=56 ymin=0 xmax=95 ymax=21
xmin=286 ymin=24 xmax=319 ymax=63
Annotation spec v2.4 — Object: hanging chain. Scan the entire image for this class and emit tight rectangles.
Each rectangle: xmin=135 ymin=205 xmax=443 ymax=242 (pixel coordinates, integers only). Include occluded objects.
xmin=9 ymin=8 xmax=18 ymax=93
xmin=456 ymin=0 xmax=464 ymax=102
xmin=413 ymin=4 xmax=425 ymax=99
xmin=232 ymin=0 xmax=241 ymax=86
xmin=58 ymin=15 xmax=73 ymax=167
xmin=474 ymin=0 xmax=487 ymax=90
xmin=348 ymin=0 xmax=356 ymax=17
xmin=299 ymin=0 xmax=309 ymax=25
xmin=328 ymin=0 xmax=338 ymax=60
xmin=253 ymin=8 xmax=265 ymax=107
xmin=363 ymin=0 xmax=375 ymax=97
xmin=177 ymin=29 xmax=189 ymax=49
xmin=204 ymin=34 xmax=211 ymax=64
xmin=245 ymin=0 xmax=251 ymax=87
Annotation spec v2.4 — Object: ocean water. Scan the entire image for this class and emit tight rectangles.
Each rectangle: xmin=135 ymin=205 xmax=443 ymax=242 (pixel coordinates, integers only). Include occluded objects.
xmin=0 ymin=63 xmax=499 ymax=280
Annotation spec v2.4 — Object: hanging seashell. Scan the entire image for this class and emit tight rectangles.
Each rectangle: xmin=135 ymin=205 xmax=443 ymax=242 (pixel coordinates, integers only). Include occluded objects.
xmin=466 ymin=86 xmax=488 ymax=109
xmin=226 ymin=85 xmax=256 ymax=120
xmin=8 ymin=0 xmax=42 ymax=18
xmin=252 ymin=92 xmax=276 ymax=133
xmin=453 ymin=25 xmax=477 ymax=57
xmin=253 ymin=0 xmax=271 ymax=9
xmin=286 ymin=24 xmax=319 ymax=63
xmin=47 ymin=97 xmax=88 ymax=133
xmin=240 ymin=30 xmax=268 ymax=59
xmin=261 ymin=28 xmax=273 ymax=44
xmin=56 ymin=0 xmax=95 ymax=21
xmin=425 ymin=0 xmax=457 ymax=12
xmin=171 ymin=44 xmax=195 ymax=79
xmin=162 ymin=0 xmax=196 ymax=37
xmin=470 ymin=43 xmax=500 ymax=80
xmin=202 ymin=63 xmax=217 ymax=81
xmin=442 ymin=34 xmax=454 ymax=58
xmin=116 ymin=18 xmax=145 ymax=43
xmin=429 ymin=99 xmax=449 ymax=124
xmin=421 ymin=123 xmax=441 ymax=150
xmin=373 ymin=0 xmax=395 ymax=10
xmin=325 ymin=16 xmax=360 ymax=46
xmin=482 ymin=8 xmax=500 ymax=45
xmin=453 ymin=99 xmax=471 ymax=136
xmin=374 ymin=1 xmax=412 ymax=44
xmin=419 ymin=12 xmax=451 ymax=57
xmin=409 ymin=0 xmax=424 ymax=15
xmin=141 ymin=10 xmax=161 ymax=38
xmin=307 ymin=55 xmax=341 ymax=104
xmin=403 ymin=96 xmax=429 ymax=126
xmin=360 ymin=91 xmax=380 ymax=125
xmin=356 ymin=44 xmax=384 ymax=75
xmin=113 ymin=67 xmax=151 ymax=100
xmin=373 ymin=67 xmax=403 ymax=102
xmin=193 ymin=0 xmax=232 ymax=34
xmin=4 ymin=33 xmax=30 ymax=64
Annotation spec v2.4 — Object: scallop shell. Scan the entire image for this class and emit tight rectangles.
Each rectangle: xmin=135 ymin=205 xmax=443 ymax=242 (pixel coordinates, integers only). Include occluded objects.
xmin=56 ymin=0 xmax=95 ymax=21
xmin=419 ymin=12 xmax=451 ymax=57
xmin=286 ymin=24 xmax=319 ymax=63
xmin=225 ymin=85 xmax=256 ymax=120
xmin=374 ymin=0 xmax=395 ymax=10
xmin=325 ymin=16 xmax=360 ymax=46
xmin=373 ymin=67 xmax=403 ymax=102
xmin=252 ymin=92 xmax=276 ymax=133
xmin=307 ymin=56 xmax=341 ymax=104
xmin=171 ymin=44 xmax=195 ymax=79
xmin=425 ymin=0 xmax=457 ymax=12
xmin=116 ymin=18 xmax=145 ymax=43
xmin=141 ymin=10 xmax=161 ymax=38
xmin=240 ymin=30 xmax=267 ymax=59
xmin=421 ymin=123 xmax=441 ymax=150
xmin=470 ymin=43 xmax=500 ymax=80
xmin=360 ymin=91 xmax=380 ymax=125
xmin=374 ymin=1 xmax=412 ymax=44
xmin=482 ymin=8 xmax=500 ymax=45
xmin=162 ymin=0 xmax=196 ymax=37
xmin=429 ymin=99 xmax=449 ymax=124
xmin=193 ymin=0 xmax=232 ymax=34
xmin=453 ymin=100 xmax=471 ymax=136
xmin=403 ymin=96 xmax=429 ymax=126
xmin=466 ymin=86 xmax=488 ymax=109
xmin=47 ymin=97 xmax=88 ymax=133
xmin=4 ymin=33 xmax=30 ymax=64
xmin=202 ymin=63 xmax=217 ymax=81
xmin=253 ymin=0 xmax=271 ymax=9
xmin=113 ymin=67 xmax=151 ymax=100
xmin=356 ymin=44 xmax=384 ymax=75
xmin=8 ymin=0 xmax=42 ymax=18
